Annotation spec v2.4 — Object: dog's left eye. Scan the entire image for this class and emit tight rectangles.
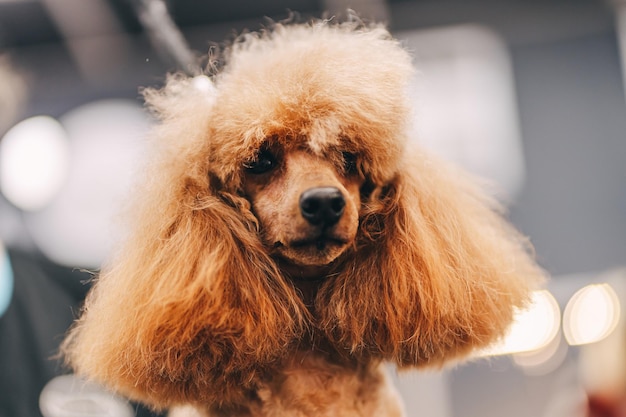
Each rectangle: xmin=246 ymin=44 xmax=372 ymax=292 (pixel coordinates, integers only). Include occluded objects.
xmin=244 ymin=149 xmax=277 ymax=174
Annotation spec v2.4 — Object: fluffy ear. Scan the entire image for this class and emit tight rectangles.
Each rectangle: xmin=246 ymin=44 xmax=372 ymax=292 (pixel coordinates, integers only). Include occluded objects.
xmin=318 ymin=147 xmax=545 ymax=367
xmin=61 ymin=78 xmax=305 ymax=410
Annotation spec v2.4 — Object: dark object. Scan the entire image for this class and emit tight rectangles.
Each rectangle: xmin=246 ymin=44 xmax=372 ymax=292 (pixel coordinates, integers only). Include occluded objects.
xmin=0 ymin=249 xmax=162 ymax=417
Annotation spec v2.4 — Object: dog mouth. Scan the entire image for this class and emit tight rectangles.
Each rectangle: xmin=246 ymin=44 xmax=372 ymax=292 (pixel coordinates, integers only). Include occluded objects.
xmin=290 ymin=236 xmax=348 ymax=250
xmin=271 ymin=232 xmax=351 ymax=268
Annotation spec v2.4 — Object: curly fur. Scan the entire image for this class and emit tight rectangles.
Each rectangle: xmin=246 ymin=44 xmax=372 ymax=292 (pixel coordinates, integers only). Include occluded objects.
xmin=61 ymin=20 xmax=544 ymax=416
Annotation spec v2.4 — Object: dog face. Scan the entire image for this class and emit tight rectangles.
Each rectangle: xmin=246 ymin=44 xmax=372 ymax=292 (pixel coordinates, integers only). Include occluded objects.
xmin=241 ymin=141 xmax=363 ymax=271
xmin=202 ymin=24 xmax=415 ymax=275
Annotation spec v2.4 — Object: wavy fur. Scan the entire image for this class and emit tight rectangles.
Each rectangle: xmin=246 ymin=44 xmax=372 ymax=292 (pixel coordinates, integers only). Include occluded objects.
xmin=62 ymin=20 xmax=544 ymax=416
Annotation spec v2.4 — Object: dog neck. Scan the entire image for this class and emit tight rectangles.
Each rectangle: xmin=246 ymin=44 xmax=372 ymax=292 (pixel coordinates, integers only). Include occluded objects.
xmin=276 ymin=258 xmax=332 ymax=281
xmin=275 ymin=258 xmax=332 ymax=307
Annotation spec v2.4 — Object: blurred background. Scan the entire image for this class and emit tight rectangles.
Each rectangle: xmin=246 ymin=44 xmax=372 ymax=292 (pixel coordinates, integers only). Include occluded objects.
xmin=0 ymin=0 xmax=625 ymax=416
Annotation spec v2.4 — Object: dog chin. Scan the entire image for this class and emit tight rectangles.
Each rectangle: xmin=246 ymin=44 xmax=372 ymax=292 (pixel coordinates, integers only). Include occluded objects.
xmin=275 ymin=240 xmax=347 ymax=271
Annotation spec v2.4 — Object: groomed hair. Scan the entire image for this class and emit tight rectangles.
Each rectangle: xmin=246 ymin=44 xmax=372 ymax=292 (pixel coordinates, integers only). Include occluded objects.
xmin=61 ymin=19 xmax=544 ymax=410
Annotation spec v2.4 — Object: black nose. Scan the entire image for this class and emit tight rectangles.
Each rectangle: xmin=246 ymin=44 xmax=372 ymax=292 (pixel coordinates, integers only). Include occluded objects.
xmin=299 ymin=187 xmax=346 ymax=227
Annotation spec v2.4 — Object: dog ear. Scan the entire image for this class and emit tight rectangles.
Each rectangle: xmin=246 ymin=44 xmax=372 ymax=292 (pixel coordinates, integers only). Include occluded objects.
xmin=318 ymin=147 xmax=544 ymax=367
xmin=61 ymin=78 xmax=305 ymax=409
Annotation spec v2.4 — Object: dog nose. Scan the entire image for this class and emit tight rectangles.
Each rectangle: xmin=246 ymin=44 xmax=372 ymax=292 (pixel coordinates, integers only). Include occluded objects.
xmin=299 ymin=187 xmax=346 ymax=226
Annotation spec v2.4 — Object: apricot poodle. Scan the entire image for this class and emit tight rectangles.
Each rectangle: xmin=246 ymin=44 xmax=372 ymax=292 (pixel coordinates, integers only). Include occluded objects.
xmin=62 ymin=20 xmax=544 ymax=417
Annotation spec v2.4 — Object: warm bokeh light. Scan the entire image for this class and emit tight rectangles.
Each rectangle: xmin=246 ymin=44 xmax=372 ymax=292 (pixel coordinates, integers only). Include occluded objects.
xmin=563 ymin=283 xmax=621 ymax=346
xmin=0 ymin=116 xmax=70 ymax=211
xmin=480 ymin=290 xmax=561 ymax=357
xmin=513 ymin=332 xmax=568 ymax=376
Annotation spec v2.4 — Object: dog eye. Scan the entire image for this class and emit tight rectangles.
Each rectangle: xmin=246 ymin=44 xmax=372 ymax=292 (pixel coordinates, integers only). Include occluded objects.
xmin=342 ymin=152 xmax=358 ymax=174
xmin=244 ymin=149 xmax=277 ymax=174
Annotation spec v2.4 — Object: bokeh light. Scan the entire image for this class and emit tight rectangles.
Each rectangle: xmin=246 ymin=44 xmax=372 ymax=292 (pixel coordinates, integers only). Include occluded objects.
xmin=39 ymin=375 xmax=133 ymax=417
xmin=563 ymin=283 xmax=621 ymax=346
xmin=24 ymin=99 xmax=151 ymax=268
xmin=402 ymin=25 xmax=526 ymax=202
xmin=513 ymin=332 xmax=568 ymax=376
xmin=192 ymin=74 xmax=215 ymax=94
xmin=0 ymin=116 xmax=70 ymax=211
xmin=480 ymin=290 xmax=561 ymax=356
xmin=23 ymin=100 xmax=150 ymax=268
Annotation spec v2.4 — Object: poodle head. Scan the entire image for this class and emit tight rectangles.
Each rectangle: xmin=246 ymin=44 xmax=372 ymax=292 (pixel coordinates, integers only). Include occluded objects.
xmin=205 ymin=22 xmax=413 ymax=273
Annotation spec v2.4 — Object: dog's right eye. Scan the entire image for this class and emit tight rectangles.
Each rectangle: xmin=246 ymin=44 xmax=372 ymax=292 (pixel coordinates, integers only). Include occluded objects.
xmin=244 ymin=150 xmax=277 ymax=174
xmin=342 ymin=151 xmax=358 ymax=175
